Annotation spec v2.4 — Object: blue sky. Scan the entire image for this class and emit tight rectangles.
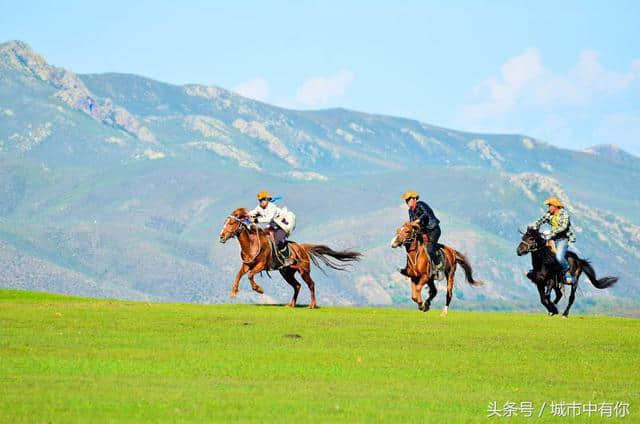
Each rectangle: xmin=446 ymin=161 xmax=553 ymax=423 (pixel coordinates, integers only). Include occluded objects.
xmin=2 ymin=1 xmax=639 ymax=154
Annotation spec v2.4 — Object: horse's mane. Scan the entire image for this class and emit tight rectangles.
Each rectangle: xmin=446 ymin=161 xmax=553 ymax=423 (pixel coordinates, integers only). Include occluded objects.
xmin=525 ymin=227 xmax=541 ymax=237
xmin=524 ymin=227 xmax=558 ymax=263
xmin=229 ymin=208 xmax=270 ymax=236
xmin=231 ymin=207 xmax=248 ymax=218
xmin=400 ymin=220 xmax=418 ymax=231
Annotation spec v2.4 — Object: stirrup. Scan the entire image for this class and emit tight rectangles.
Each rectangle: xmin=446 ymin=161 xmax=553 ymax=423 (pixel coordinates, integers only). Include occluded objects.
xmin=279 ymin=257 xmax=296 ymax=268
xmin=432 ymin=262 xmax=445 ymax=280
xmin=564 ymin=272 xmax=574 ymax=284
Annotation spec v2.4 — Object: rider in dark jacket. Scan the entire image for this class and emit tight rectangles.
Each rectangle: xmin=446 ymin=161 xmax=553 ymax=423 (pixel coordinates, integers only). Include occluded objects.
xmin=402 ymin=191 xmax=443 ymax=273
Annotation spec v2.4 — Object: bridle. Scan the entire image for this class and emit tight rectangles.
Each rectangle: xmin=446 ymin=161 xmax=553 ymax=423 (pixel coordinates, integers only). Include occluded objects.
xmin=397 ymin=225 xmax=418 ymax=245
xmin=520 ymin=236 xmax=543 ymax=253
xmin=223 ymin=215 xmax=262 ymax=264
xmin=224 ymin=215 xmax=250 ymax=238
xmin=398 ymin=225 xmax=420 ymax=268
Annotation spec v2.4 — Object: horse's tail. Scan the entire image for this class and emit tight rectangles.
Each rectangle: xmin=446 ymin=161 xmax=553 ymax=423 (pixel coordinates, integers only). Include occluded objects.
xmin=571 ymin=253 xmax=618 ymax=289
xmin=454 ymin=250 xmax=483 ymax=287
xmin=303 ymin=244 xmax=362 ymax=272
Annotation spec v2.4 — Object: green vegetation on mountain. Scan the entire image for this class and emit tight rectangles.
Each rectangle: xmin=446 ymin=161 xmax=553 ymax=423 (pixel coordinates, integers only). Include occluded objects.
xmin=1 ymin=40 xmax=638 ymax=313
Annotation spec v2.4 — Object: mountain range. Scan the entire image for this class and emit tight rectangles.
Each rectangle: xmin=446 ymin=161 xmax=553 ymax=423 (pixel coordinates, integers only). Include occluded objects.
xmin=1 ymin=40 xmax=639 ymax=315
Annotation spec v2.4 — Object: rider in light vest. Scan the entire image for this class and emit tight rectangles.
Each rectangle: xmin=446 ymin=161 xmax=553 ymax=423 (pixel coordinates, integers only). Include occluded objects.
xmin=248 ymin=191 xmax=295 ymax=267
xmin=529 ymin=197 xmax=576 ymax=284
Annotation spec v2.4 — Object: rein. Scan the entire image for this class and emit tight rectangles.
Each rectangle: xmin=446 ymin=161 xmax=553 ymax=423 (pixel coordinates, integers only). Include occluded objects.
xmin=402 ymin=228 xmax=420 ymax=269
xmin=225 ymin=215 xmax=263 ymax=264
xmin=521 ymin=238 xmax=543 ymax=253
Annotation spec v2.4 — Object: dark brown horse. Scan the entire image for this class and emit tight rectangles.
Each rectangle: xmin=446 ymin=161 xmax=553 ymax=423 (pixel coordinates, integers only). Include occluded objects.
xmin=391 ymin=221 xmax=483 ymax=315
xmin=219 ymin=208 xmax=362 ymax=308
xmin=517 ymin=227 xmax=618 ymax=317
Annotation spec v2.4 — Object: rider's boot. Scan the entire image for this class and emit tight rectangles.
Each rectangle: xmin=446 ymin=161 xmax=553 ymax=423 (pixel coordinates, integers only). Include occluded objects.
xmin=434 ymin=251 xmax=445 ymax=280
xmin=277 ymin=240 xmax=296 ymax=269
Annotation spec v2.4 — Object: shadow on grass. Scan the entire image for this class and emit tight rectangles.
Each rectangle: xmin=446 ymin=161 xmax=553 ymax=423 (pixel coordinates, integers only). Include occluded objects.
xmin=253 ymin=303 xmax=319 ymax=309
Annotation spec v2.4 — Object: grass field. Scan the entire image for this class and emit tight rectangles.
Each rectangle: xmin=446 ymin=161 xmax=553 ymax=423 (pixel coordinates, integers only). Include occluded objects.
xmin=1 ymin=289 xmax=638 ymax=423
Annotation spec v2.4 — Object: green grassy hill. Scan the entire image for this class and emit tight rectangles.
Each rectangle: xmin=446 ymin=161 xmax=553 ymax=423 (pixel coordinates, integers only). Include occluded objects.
xmin=1 ymin=289 xmax=638 ymax=423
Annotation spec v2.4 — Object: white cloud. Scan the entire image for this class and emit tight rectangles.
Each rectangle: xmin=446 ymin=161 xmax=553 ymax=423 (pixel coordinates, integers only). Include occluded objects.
xmin=296 ymin=69 xmax=355 ymax=106
xmin=233 ymin=77 xmax=269 ymax=102
xmin=462 ymin=49 xmax=640 ymax=121
xmin=462 ymin=48 xmax=544 ymax=120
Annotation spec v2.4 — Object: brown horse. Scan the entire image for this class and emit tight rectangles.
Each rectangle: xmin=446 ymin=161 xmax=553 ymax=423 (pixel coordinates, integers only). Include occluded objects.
xmin=219 ymin=208 xmax=362 ymax=308
xmin=391 ymin=221 xmax=483 ymax=315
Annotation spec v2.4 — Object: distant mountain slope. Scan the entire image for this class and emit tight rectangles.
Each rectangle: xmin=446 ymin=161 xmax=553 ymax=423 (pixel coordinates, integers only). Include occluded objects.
xmin=1 ymin=40 xmax=638 ymax=313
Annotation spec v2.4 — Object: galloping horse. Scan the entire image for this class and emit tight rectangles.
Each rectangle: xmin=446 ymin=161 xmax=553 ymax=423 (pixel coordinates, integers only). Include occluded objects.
xmin=391 ymin=221 xmax=483 ymax=315
xmin=219 ymin=208 xmax=362 ymax=308
xmin=517 ymin=227 xmax=618 ymax=317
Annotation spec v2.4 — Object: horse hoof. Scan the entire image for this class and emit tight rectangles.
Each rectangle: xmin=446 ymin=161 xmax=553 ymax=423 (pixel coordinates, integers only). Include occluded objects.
xmin=308 ymin=304 xmax=317 ymax=309
xmin=253 ymin=286 xmax=264 ymax=294
xmin=562 ymin=314 xmax=569 ymax=318
xmin=230 ymin=291 xmax=238 ymax=298
xmin=440 ymin=307 xmax=448 ymax=317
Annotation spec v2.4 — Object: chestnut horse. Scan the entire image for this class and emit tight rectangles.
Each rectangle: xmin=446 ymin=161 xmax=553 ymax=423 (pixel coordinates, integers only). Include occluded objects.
xmin=219 ymin=208 xmax=362 ymax=308
xmin=391 ymin=221 xmax=483 ymax=315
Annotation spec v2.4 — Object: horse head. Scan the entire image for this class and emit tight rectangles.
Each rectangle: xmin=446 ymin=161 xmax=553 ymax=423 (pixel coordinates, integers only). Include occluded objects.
xmin=391 ymin=221 xmax=419 ymax=248
xmin=219 ymin=208 xmax=250 ymax=243
xmin=516 ymin=227 xmax=545 ymax=256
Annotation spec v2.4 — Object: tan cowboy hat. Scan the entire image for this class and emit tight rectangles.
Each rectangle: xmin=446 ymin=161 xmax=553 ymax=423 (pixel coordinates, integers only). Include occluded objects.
xmin=544 ymin=197 xmax=564 ymax=208
xmin=401 ymin=191 xmax=420 ymax=200
xmin=257 ymin=191 xmax=273 ymax=200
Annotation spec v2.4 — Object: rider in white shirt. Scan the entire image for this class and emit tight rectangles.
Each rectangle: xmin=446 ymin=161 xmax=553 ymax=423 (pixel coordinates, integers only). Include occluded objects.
xmin=248 ymin=191 xmax=294 ymax=267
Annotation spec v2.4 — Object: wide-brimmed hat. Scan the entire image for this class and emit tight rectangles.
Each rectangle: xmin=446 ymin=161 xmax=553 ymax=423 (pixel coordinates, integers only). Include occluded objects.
xmin=257 ymin=191 xmax=273 ymax=200
xmin=544 ymin=197 xmax=564 ymax=208
xmin=402 ymin=191 xmax=420 ymax=201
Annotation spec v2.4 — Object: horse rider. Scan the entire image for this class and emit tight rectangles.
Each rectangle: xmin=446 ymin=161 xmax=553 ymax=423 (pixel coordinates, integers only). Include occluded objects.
xmin=248 ymin=191 xmax=295 ymax=267
xmin=401 ymin=191 xmax=444 ymax=279
xmin=528 ymin=197 xmax=576 ymax=284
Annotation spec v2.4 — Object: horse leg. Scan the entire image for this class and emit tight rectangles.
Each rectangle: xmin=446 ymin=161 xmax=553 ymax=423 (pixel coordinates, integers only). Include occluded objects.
xmin=536 ymin=283 xmax=556 ymax=315
xmin=410 ymin=278 xmax=421 ymax=310
xmin=413 ymin=275 xmax=429 ymax=311
xmin=563 ymin=269 xmax=581 ymax=317
xmin=230 ymin=265 xmax=248 ymax=297
xmin=279 ymin=268 xmax=301 ymax=307
xmin=247 ymin=271 xmax=264 ymax=294
xmin=441 ymin=262 xmax=455 ymax=317
xmin=299 ymin=270 xmax=317 ymax=309
xmin=544 ymin=283 xmax=559 ymax=315
xmin=552 ymin=286 xmax=563 ymax=305
xmin=424 ymin=278 xmax=437 ymax=312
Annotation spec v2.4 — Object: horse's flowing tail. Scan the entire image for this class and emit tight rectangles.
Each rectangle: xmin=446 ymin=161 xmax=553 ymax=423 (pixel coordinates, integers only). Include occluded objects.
xmin=454 ymin=250 xmax=483 ymax=286
xmin=574 ymin=255 xmax=618 ymax=289
xmin=304 ymin=244 xmax=362 ymax=272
